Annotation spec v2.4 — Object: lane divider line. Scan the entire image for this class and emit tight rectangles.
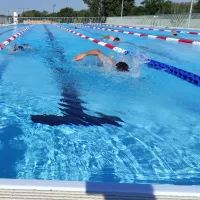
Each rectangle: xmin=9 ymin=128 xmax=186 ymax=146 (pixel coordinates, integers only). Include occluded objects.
xmin=53 ymin=24 xmax=128 ymax=54
xmin=75 ymin=24 xmax=200 ymax=46
xmin=89 ymin=23 xmax=200 ymax=36
xmin=53 ymin=24 xmax=200 ymax=87
xmin=0 ymin=25 xmax=34 ymax=50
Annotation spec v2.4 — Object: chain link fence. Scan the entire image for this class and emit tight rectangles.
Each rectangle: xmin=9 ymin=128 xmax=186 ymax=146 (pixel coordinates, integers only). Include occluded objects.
xmin=18 ymin=17 xmax=106 ymax=24
xmin=1 ymin=14 xmax=200 ymax=28
xmin=0 ymin=16 xmax=13 ymax=26
xmin=106 ymin=13 xmax=200 ymax=28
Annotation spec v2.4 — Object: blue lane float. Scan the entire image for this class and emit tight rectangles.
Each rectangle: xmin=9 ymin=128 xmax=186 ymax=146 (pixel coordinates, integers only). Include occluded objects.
xmin=147 ymin=59 xmax=200 ymax=87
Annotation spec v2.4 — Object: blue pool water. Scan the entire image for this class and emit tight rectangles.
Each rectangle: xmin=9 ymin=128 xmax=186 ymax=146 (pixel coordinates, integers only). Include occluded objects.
xmin=0 ymin=24 xmax=200 ymax=185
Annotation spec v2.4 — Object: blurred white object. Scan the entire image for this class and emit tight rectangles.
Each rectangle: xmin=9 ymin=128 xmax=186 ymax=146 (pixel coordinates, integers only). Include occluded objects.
xmin=13 ymin=12 xmax=18 ymax=24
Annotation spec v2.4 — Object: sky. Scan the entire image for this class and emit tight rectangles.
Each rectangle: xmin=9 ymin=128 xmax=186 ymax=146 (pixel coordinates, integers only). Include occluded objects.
xmin=0 ymin=0 xmax=192 ymax=15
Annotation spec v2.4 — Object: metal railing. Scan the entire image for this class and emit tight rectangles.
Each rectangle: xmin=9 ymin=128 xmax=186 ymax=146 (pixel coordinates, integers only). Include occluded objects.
xmin=106 ymin=13 xmax=200 ymax=28
xmin=0 ymin=16 xmax=13 ymax=26
xmin=18 ymin=17 xmax=106 ymax=24
xmin=1 ymin=14 xmax=200 ymax=28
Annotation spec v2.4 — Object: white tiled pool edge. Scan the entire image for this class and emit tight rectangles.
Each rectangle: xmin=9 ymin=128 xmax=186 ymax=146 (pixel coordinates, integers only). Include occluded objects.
xmin=0 ymin=179 xmax=200 ymax=197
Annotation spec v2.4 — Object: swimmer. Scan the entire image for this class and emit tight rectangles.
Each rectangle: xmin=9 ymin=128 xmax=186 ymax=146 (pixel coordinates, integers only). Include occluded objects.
xmin=22 ymin=44 xmax=38 ymax=50
xmin=13 ymin=44 xmax=38 ymax=51
xmin=172 ymin=30 xmax=178 ymax=36
xmin=102 ymin=35 xmax=120 ymax=42
xmin=0 ymin=43 xmax=5 ymax=49
xmin=13 ymin=44 xmax=24 ymax=51
xmin=73 ymin=49 xmax=129 ymax=72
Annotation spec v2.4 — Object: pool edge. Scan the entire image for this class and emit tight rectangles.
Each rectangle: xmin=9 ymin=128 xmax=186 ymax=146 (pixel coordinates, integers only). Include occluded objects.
xmin=0 ymin=179 xmax=200 ymax=198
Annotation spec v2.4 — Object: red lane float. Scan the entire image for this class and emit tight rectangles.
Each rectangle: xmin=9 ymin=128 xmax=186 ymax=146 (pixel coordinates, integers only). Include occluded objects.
xmin=53 ymin=24 xmax=128 ymax=54
xmin=0 ymin=25 xmax=33 ymax=50
xmin=76 ymin=24 xmax=200 ymax=46
xmin=90 ymin=23 xmax=200 ymax=36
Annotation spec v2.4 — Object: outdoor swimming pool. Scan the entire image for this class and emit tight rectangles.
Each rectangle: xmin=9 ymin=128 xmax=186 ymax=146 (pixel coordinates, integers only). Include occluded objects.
xmin=0 ymin=24 xmax=200 ymax=185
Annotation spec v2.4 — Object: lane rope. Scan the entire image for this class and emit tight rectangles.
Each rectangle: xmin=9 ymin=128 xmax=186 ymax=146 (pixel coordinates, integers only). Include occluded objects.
xmin=74 ymin=24 xmax=200 ymax=46
xmin=0 ymin=25 xmax=34 ymax=50
xmin=90 ymin=23 xmax=200 ymax=36
xmin=53 ymin=24 xmax=200 ymax=87
xmin=53 ymin=24 xmax=128 ymax=54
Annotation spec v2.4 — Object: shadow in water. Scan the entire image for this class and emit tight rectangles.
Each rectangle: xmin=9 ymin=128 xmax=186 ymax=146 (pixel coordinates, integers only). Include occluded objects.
xmin=0 ymin=125 xmax=25 ymax=178
xmin=31 ymin=84 xmax=123 ymax=127
xmin=86 ymin=181 xmax=155 ymax=200
xmin=0 ymin=60 xmax=9 ymax=82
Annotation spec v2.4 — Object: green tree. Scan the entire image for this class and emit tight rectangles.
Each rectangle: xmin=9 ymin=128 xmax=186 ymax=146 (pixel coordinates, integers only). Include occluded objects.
xmin=41 ymin=10 xmax=49 ymax=16
xmin=22 ymin=10 xmax=43 ymax=17
xmin=103 ymin=0 xmax=135 ymax=16
xmin=162 ymin=0 xmax=172 ymax=14
xmin=74 ymin=9 xmax=91 ymax=17
xmin=131 ymin=6 xmax=147 ymax=15
xmin=83 ymin=0 xmax=103 ymax=16
xmin=141 ymin=0 xmax=165 ymax=15
xmin=83 ymin=0 xmax=135 ymax=17
xmin=170 ymin=2 xmax=190 ymax=14
xmin=194 ymin=0 xmax=200 ymax=13
xmin=56 ymin=7 xmax=75 ymax=17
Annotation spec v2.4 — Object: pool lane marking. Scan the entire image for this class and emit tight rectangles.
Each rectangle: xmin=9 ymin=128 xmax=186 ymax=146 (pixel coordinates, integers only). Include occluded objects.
xmin=89 ymin=23 xmax=200 ymax=36
xmin=0 ymin=25 xmax=34 ymax=50
xmin=53 ymin=24 xmax=200 ymax=87
xmin=53 ymin=24 xmax=128 ymax=54
xmin=75 ymin=24 xmax=200 ymax=46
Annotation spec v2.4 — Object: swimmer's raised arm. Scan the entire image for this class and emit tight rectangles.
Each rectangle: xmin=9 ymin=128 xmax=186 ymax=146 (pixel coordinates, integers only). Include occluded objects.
xmin=103 ymin=35 xmax=110 ymax=40
xmin=73 ymin=49 xmax=115 ymax=65
xmin=73 ymin=49 xmax=99 ymax=61
xmin=73 ymin=49 xmax=129 ymax=72
xmin=102 ymin=35 xmax=120 ymax=42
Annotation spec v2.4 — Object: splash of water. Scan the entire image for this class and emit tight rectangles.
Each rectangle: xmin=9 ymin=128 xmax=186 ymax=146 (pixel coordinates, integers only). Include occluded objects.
xmin=132 ymin=51 xmax=149 ymax=78
xmin=119 ymin=51 xmax=149 ymax=78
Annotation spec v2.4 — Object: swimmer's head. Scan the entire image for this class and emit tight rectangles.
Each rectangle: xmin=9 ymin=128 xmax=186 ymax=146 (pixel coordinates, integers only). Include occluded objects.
xmin=18 ymin=46 xmax=24 ymax=51
xmin=114 ymin=37 xmax=120 ymax=42
xmin=172 ymin=30 xmax=178 ymax=36
xmin=116 ymin=62 xmax=129 ymax=72
xmin=13 ymin=44 xmax=17 ymax=51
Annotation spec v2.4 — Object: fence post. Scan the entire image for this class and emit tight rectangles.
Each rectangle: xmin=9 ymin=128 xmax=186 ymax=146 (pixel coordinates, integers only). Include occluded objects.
xmin=188 ymin=0 xmax=194 ymax=28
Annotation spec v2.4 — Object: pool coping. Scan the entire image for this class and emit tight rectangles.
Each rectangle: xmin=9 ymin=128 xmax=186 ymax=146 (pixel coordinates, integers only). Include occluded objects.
xmin=0 ymin=179 xmax=200 ymax=197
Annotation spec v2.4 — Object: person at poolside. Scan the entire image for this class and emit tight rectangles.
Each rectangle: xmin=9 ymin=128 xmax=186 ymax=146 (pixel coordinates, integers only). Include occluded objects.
xmin=73 ymin=49 xmax=129 ymax=72
xmin=172 ymin=30 xmax=178 ymax=36
xmin=102 ymin=35 xmax=120 ymax=42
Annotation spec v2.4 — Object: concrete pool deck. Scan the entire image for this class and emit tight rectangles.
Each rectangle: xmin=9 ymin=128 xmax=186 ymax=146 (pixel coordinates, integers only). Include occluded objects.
xmin=0 ymin=179 xmax=200 ymax=199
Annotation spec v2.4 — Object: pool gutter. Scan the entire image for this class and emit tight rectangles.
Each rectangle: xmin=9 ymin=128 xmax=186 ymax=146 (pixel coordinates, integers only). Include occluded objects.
xmin=0 ymin=179 xmax=200 ymax=199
